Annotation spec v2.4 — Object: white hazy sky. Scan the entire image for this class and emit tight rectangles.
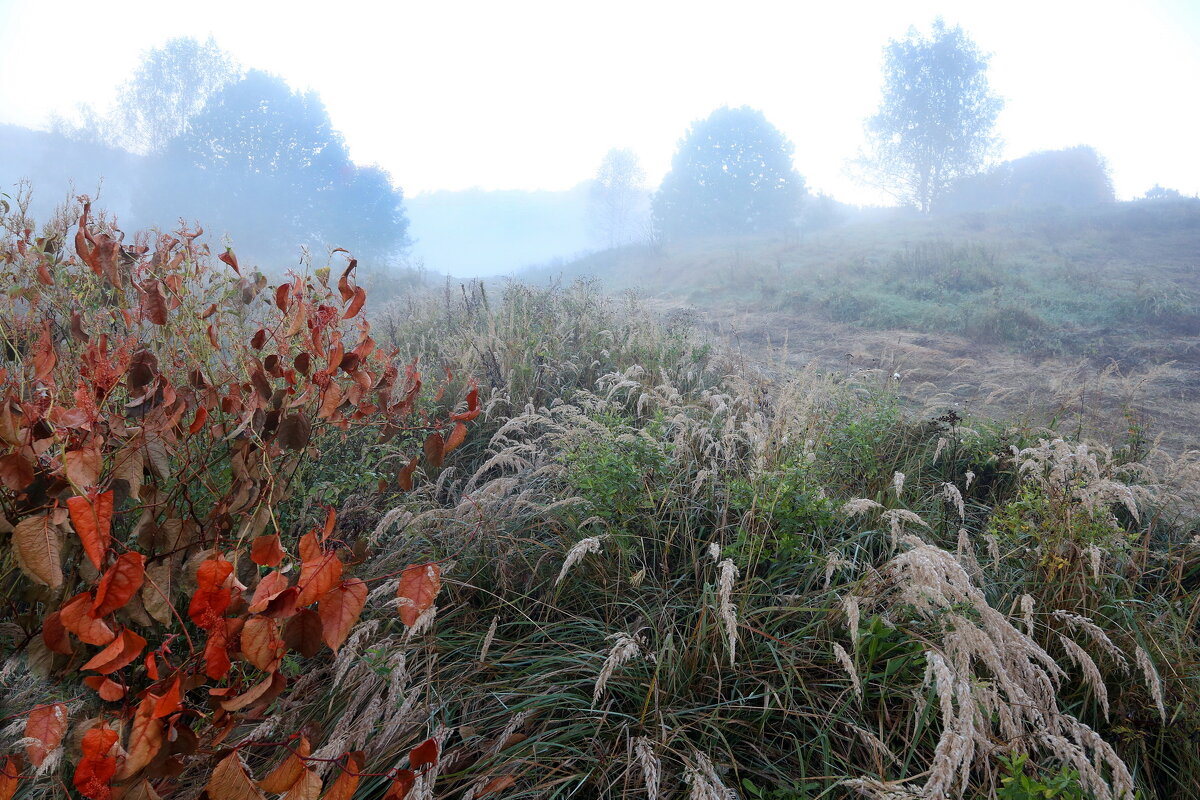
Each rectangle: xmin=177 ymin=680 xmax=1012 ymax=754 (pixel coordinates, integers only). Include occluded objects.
xmin=2 ymin=0 xmax=1198 ymax=204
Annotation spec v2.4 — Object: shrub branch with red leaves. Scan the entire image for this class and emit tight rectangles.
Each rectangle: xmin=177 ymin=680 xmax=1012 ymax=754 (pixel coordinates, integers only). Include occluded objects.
xmin=0 ymin=199 xmax=473 ymax=799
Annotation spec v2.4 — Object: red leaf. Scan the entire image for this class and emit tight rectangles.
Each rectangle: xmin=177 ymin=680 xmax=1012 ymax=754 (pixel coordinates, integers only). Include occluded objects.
xmin=24 ymin=703 xmax=67 ymax=766
xmin=140 ymin=279 xmax=168 ymax=325
xmin=396 ymin=563 xmax=441 ymax=627
xmin=259 ymin=735 xmax=311 ymax=793
xmin=0 ymin=452 xmax=34 ymax=491
xmin=409 ymin=737 xmax=438 ymax=771
xmin=67 ymin=491 xmax=114 ymax=570
xmin=144 ymin=652 xmax=159 ymax=680
xmin=204 ymin=623 xmax=233 ymax=680
xmin=251 ymin=534 xmax=286 ymax=567
xmin=397 ymin=456 xmax=419 ymax=491
xmin=207 ymin=752 xmax=265 ymax=800
xmin=117 ymin=695 xmax=162 ymax=780
xmin=82 ymin=629 xmax=146 ymax=674
xmin=153 ymin=676 xmax=182 ymax=718
xmin=318 ymin=578 xmax=367 ymax=653
xmin=188 ymin=557 xmax=233 ymax=630
xmin=337 ymin=259 xmax=358 ymax=303
xmin=275 ymin=283 xmax=291 ymax=312
xmin=188 ymin=406 xmax=208 ymax=435
xmin=284 ymin=609 xmax=324 ymax=658
xmin=74 ymin=723 xmax=118 ymax=800
xmin=476 ymin=776 xmax=517 ymax=796
xmin=343 ymin=286 xmax=367 ymax=319
xmin=451 ymin=379 xmax=481 ymax=422
xmin=218 ymin=249 xmax=241 ymax=274
xmin=92 ymin=552 xmax=145 ymax=617
xmin=42 ymin=611 xmax=74 ymax=654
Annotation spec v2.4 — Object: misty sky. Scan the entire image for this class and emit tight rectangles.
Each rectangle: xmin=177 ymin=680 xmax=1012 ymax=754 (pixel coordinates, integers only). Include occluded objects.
xmin=2 ymin=0 xmax=1198 ymax=205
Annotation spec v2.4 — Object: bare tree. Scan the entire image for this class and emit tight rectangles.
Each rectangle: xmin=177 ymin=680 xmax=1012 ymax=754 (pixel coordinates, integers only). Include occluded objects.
xmin=589 ymin=148 xmax=648 ymax=249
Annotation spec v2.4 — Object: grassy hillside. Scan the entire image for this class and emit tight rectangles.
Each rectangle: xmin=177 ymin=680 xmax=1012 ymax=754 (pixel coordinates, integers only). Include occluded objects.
xmin=531 ymin=200 xmax=1200 ymax=453
xmin=2 ymin=203 xmax=1199 ymax=800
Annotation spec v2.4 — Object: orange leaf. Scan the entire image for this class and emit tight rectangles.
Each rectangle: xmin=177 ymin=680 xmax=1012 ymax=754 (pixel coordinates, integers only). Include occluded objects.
xmin=443 ymin=422 xmax=468 ymax=455
xmin=152 ymin=676 xmax=182 ymax=719
xmin=116 ymin=695 xmax=162 ymax=780
xmin=0 ymin=755 xmax=21 ymax=800
xmin=207 ymin=752 xmax=265 ymax=800
xmin=281 ymin=768 xmax=322 ymax=800
xmin=296 ymin=533 xmax=343 ymax=607
xmin=64 ymin=440 xmax=103 ymax=488
xmin=83 ymin=676 xmax=126 ymax=701
xmin=248 ymin=570 xmax=290 ymax=613
xmin=259 ymin=735 xmax=310 ymax=793
xmin=241 ymin=616 xmax=285 ymax=672
xmin=321 ymin=507 xmax=337 ymax=542
xmin=423 ymin=431 xmax=444 ymax=470
xmin=409 ymin=737 xmax=438 ymax=771
xmin=451 ymin=379 xmax=481 ymax=422
xmin=188 ymin=406 xmax=208 ymax=435
xmin=322 ymin=752 xmax=363 ymax=800
xmin=318 ymin=578 xmax=367 ymax=653
xmin=82 ymin=629 xmax=146 ymax=674
xmin=218 ymin=670 xmax=280 ymax=712
xmin=383 ymin=769 xmax=416 ymax=800
xmin=67 ymin=491 xmax=114 ymax=571
xmin=317 ymin=383 xmax=344 ymax=419
xmin=74 ymin=723 xmax=118 ymax=800
xmin=397 ymin=456 xmax=419 ymax=491
xmin=396 ymin=564 xmax=441 ymax=627
xmin=251 ymin=534 xmax=285 ymax=567
xmin=92 ymin=552 xmax=145 ymax=617
xmin=24 ymin=703 xmax=67 ymax=766
xmin=11 ymin=513 xmax=62 ymax=588
xmin=59 ymin=593 xmax=116 ymax=645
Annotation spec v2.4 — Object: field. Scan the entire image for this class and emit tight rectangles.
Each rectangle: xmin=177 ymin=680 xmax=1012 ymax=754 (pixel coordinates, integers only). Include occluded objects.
xmin=539 ymin=199 xmax=1200 ymax=454
xmin=1 ymin=198 xmax=1199 ymax=800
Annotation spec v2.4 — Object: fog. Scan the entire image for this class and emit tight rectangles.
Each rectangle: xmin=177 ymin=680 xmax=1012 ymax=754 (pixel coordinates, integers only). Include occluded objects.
xmin=1 ymin=3 xmax=1197 ymax=277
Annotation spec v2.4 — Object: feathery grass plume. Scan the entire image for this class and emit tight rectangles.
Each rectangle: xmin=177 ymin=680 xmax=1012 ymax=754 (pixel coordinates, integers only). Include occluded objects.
xmin=634 ymin=737 xmax=661 ymax=800
xmin=1051 ymin=611 xmax=1128 ymax=669
xmin=716 ymin=558 xmax=740 ymax=666
xmin=707 ymin=542 xmax=721 ymax=563
xmin=882 ymin=508 xmax=929 ymax=550
xmin=478 ymin=616 xmax=499 ymax=663
xmin=892 ymin=470 xmax=905 ymax=498
xmin=1059 ymin=634 xmax=1110 ymax=720
xmin=824 ymin=552 xmax=852 ymax=590
xmin=955 ymin=528 xmax=980 ymax=578
xmin=858 ymin=536 xmax=1136 ymax=800
xmin=684 ymin=751 xmax=732 ymax=800
xmin=593 ymin=632 xmax=643 ymax=707
xmin=843 ymin=594 xmax=861 ymax=646
xmin=964 ymin=470 xmax=975 ymax=490
xmin=404 ymin=605 xmax=439 ymax=642
xmin=842 ymin=498 xmax=884 ymax=517
xmin=834 ymin=642 xmax=862 ymax=701
xmin=983 ymin=533 xmax=1000 ymax=563
xmin=1136 ymin=646 xmax=1167 ymax=723
xmin=1019 ymin=594 xmax=1035 ymax=635
xmin=942 ymin=483 xmax=965 ymax=521
xmin=1085 ymin=544 xmax=1102 ymax=580
xmin=933 ymin=436 xmax=948 ymax=463
xmin=555 ymin=535 xmax=605 ymax=586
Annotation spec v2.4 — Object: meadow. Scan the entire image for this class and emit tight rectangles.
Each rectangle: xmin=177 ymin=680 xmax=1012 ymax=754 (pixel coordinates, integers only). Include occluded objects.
xmin=1 ymin=196 xmax=1198 ymax=800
